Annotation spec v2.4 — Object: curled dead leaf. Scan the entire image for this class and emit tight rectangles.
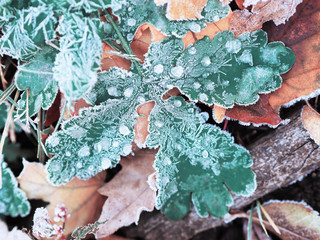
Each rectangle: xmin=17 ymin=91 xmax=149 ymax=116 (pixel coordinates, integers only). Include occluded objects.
xmin=17 ymin=160 xmax=106 ymax=235
xmin=301 ymin=105 xmax=320 ymax=145
xmin=96 ymin=149 xmax=157 ymax=239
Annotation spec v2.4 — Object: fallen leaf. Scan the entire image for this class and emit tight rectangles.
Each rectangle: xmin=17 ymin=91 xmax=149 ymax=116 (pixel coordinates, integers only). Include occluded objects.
xmin=243 ymin=221 xmax=272 ymax=240
xmin=235 ymin=0 xmax=245 ymax=9
xmin=0 ymin=220 xmax=31 ymax=240
xmin=301 ymin=105 xmax=320 ymax=145
xmin=213 ymin=104 xmax=227 ymax=123
xmin=226 ymin=0 xmax=320 ymax=125
xmin=229 ymin=0 xmax=303 ymax=37
xmin=154 ymin=0 xmax=209 ymax=20
xmin=98 ymin=235 xmax=133 ymax=240
xmin=17 ymin=160 xmax=106 ymax=235
xmin=255 ymin=200 xmax=320 ymax=240
xmin=95 ymin=149 xmax=157 ymax=238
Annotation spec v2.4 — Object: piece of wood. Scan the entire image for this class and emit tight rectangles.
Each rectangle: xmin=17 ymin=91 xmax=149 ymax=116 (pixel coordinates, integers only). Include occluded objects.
xmin=124 ymin=107 xmax=320 ymax=240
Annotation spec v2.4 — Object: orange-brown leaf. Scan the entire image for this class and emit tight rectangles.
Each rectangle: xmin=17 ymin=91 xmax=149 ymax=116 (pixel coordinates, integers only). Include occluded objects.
xmin=154 ymin=0 xmax=209 ymax=20
xmin=302 ymin=105 xmax=320 ymax=145
xmin=213 ymin=104 xmax=227 ymax=123
xmin=96 ymin=149 xmax=156 ymax=238
xmin=17 ymin=160 xmax=106 ymax=235
xmin=229 ymin=0 xmax=303 ymax=37
xmin=226 ymin=0 xmax=320 ymax=125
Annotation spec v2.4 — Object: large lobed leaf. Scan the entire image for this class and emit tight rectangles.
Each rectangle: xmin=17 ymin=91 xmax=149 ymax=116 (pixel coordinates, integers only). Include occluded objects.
xmin=146 ymin=97 xmax=256 ymax=220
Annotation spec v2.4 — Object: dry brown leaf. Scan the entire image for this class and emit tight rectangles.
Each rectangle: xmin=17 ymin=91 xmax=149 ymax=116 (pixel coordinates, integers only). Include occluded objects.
xmin=255 ymin=201 xmax=320 ymax=240
xmin=230 ymin=0 xmax=303 ymax=37
xmin=243 ymin=221 xmax=272 ymax=240
xmin=301 ymin=105 xmax=320 ymax=145
xmin=154 ymin=0 xmax=209 ymax=20
xmin=17 ymin=160 xmax=106 ymax=235
xmin=0 ymin=220 xmax=31 ymax=240
xmin=95 ymin=149 xmax=157 ymax=238
xmin=98 ymin=235 xmax=133 ymax=240
xmin=213 ymin=104 xmax=227 ymax=123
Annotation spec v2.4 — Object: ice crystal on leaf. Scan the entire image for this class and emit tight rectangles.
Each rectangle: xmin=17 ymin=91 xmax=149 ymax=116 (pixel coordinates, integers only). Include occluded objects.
xmin=0 ymin=160 xmax=31 ymax=217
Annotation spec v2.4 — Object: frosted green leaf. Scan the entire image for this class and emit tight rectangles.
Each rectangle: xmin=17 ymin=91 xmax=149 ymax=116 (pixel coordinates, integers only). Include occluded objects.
xmin=67 ymin=0 xmax=125 ymax=12
xmin=14 ymin=46 xmax=58 ymax=120
xmin=0 ymin=160 xmax=31 ymax=217
xmin=87 ymin=68 xmax=142 ymax=105
xmin=106 ymin=0 xmax=229 ymax=41
xmin=146 ymin=97 xmax=256 ymax=220
xmin=45 ymin=99 xmax=137 ymax=185
xmin=53 ymin=12 xmax=104 ymax=101
xmin=144 ymin=30 xmax=295 ymax=108
xmin=0 ymin=5 xmax=57 ymax=60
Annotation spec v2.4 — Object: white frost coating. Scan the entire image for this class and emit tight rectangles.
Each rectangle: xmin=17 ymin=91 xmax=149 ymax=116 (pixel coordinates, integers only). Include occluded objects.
xmin=188 ymin=47 xmax=197 ymax=55
xmin=188 ymin=22 xmax=201 ymax=33
xmin=127 ymin=33 xmax=134 ymax=41
xmin=127 ymin=18 xmax=136 ymax=26
xmin=119 ymin=125 xmax=130 ymax=135
xmin=124 ymin=88 xmax=134 ymax=98
xmin=123 ymin=144 xmax=132 ymax=155
xmin=94 ymin=142 xmax=102 ymax=153
xmin=174 ymin=99 xmax=182 ymax=107
xmin=66 ymin=151 xmax=71 ymax=156
xmin=202 ymin=150 xmax=209 ymax=158
xmin=225 ymin=39 xmax=241 ymax=53
xmin=155 ymin=121 xmax=164 ymax=127
xmin=76 ymin=162 xmax=83 ymax=168
xmin=163 ymin=157 xmax=172 ymax=165
xmin=194 ymin=82 xmax=201 ymax=89
xmin=101 ymin=157 xmax=111 ymax=169
xmin=78 ymin=146 xmax=90 ymax=157
xmin=201 ymin=56 xmax=211 ymax=66
xmin=113 ymin=141 xmax=119 ymax=147
xmin=171 ymin=66 xmax=184 ymax=78
xmin=69 ymin=126 xmax=86 ymax=138
xmin=154 ymin=64 xmax=164 ymax=74
xmin=32 ymin=207 xmax=54 ymax=238
xmin=107 ymin=86 xmax=118 ymax=96
xmin=47 ymin=136 xmax=59 ymax=147
xmin=138 ymin=96 xmax=146 ymax=103
xmin=237 ymin=49 xmax=253 ymax=66
xmin=199 ymin=93 xmax=208 ymax=102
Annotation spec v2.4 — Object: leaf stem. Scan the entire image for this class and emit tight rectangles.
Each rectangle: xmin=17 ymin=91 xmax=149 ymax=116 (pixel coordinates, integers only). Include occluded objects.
xmin=104 ymin=12 xmax=143 ymax=76
xmin=54 ymin=101 xmax=67 ymax=132
xmin=0 ymin=82 xmax=16 ymax=105
xmin=0 ymin=90 xmax=19 ymax=108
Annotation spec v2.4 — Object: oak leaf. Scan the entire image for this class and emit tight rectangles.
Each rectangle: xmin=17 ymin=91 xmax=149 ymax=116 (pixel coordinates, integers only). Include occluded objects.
xmin=301 ymin=105 xmax=320 ymax=145
xmin=95 ymin=149 xmax=156 ymax=238
xmin=255 ymin=201 xmax=320 ymax=240
xmin=17 ymin=160 xmax=106 ymax=235
xmin=0 ymin=220 xmax=31 ymax=240
xmin=154 ymin=0 xmax=209 ymax=20
xmin=230 ymin=0 xmax=303 ymax=37
xmin=226 ymin=0 xmax=320 ymax=126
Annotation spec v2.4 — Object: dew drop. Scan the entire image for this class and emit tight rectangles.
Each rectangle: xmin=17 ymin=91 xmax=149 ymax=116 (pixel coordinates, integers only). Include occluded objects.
xmin=127 ymin=33 xmax=134 ymax=41
xmin=66 ymin=151 xmax=71 ymax=157
xmin=201 ymin=56 xmax=211 ymax=66
xmin=206 ymin=83 xmax=215 ymax=90
xmin=202 ymin=150 xmax=209 ymax=158
xmin=164 ymin=157 xmax=171 ymax=165
xmin=127 ymin=18 xmax=136 ymax=26
xmin=119 ymin=125 xmax=130 ymax=135
xmin=219 ymin=152 xmax=225 ymax=157
xmin=174 ymin=99 xmax=182 ymax=107
xmin=103 ymin=22 xmax=113 ymax=34
xmin=94 ymin=143 xmax=102 ymax=153
xmin=101 ymin=157 xmax=111 ymax=169
xmin=188 ymin=22 xmax=201 ymax=33
xmin=155 ymin=121 xmax=164 ymax=127
xmin=88 ymin=166 xmax=94 ymax=171
xmin=123 ymin=144 xmax=132 ymax=155
xmin=199 ymin=93 xmax=208 ymax=102
xmin=113 ymin=141 xmax=119 ymax=147
xmin=171 ymin=66 xmax=184 ymax=78
xmin=108 ymin=86 xmax=118 ymax=96
xmin=138 ymin=96 xmax=146 ymax=104
xmin=188 ymin=47 xmax=197 ymax=55
xmin=124 ymin=88 xmax=133 ymax=98
xmin=193 ymin=82 xmax=201 ymax=89
xmin=154 ymin=64 xmax=164 ymax=74
xmin=77 ymin=162 xmax=83 ymax=168
xmin=78 ymin=146 xmax=90 ymax=157
xmin=128 ymin=7 xmax=132 ymax=11
xmin=48 ymin=136 xmax=59 ymax=147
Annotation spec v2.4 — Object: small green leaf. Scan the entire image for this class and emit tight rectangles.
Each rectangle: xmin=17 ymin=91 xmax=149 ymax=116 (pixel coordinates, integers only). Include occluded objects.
xmin=46 ymin=99 xmax=137 ymax=185
xmin=0 ymin=5 xmax=57 ymax=60
xmin=15 ymin=46 xmax=59 ymax=120
xmin=0 ymin=160 xmax=31 ymax=217
xmin=146 ymin=97 xmax=256 ymax=220
xmin=0 ymin=103 xmax=9 ymax=129
xmin=107 ymin=0 xmax=229 ymax=42
xmin=144 ymin=30 xmax=295 ymax=108
xmin=53 ymin=12 xmax=104 ymax=101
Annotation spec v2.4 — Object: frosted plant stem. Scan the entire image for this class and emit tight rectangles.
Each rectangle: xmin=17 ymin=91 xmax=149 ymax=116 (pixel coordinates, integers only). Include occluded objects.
xmin=0 ymin=82 xmax=16 ymax=105
xmin=104 ymin=12 xmax=143 ymax=76
xmin=28 ymin=118 xmax=50 ymax=158
xmin=0 ymin=90 xmax=19 ymax=108
xmin=247 ymin=204 xmax=254 ymax=240
xmin=0 ymin=90 xmax=19 ymax=188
